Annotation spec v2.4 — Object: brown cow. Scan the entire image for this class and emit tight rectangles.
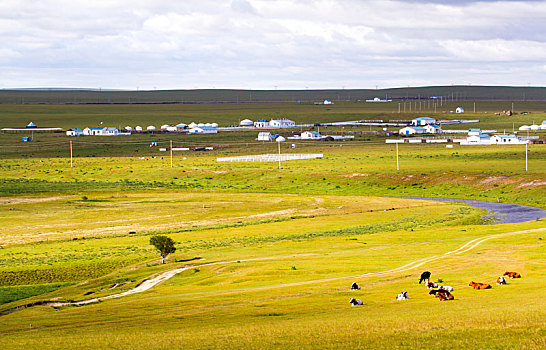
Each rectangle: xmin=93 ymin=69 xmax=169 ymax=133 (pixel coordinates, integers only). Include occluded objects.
xmin=503 ymin=271 xmax=521 ymax=279
xmin=438 ymin=292 xmax=454 ymax=301
xmin=496 ymin=276 xmax=507 ymax=285
xmin=469 ymin=281 xmax=492 ymax=289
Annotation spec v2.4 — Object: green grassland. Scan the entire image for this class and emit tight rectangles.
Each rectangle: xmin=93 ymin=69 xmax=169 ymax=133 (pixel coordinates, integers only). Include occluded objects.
xmin=0 ymin=100 xmax=545 ymax=349
xmin=0 ymin=193 xmax=544 ymax=348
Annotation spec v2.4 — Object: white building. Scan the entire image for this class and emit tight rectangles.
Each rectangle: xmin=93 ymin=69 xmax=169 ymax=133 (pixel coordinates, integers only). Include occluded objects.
xmin=456 ymin=107 xmax=465 ymax=113
xmin=468 ymin=129 xmax=482 ymax=136
xmin=240 ymin=119 xmax=254 ymax=126
xmin=301 ymin=131 xmax=322 ymax=139
xmin=323 ymin=99 xmax=333 ymax=105
xmin=399 ymin=126 xmax=426 ymax=135
xmin=461 ymin=134 xmax=491 ymax=145
xmin=83 ymin=127 xmax=119 ymax=136
xmin=490 ymin=134 xmax=528 ymax=145
xmin=365 ymin=97 xmax=392 ymax=102
xmin=411 ymin=117 xmax=437 ymax=126
xmin=424 ymin=124 xmax=442 ymax=134
xmin=188 ymin=126 xmax=218 ymax=134
xmin=270 ymin=119 xmax=295 ymax=128
xmin=66 ymin=128 xmax=83 ymax=136
xmin=166 ymin=126 xmax=178 ymax=132
xmin=257 ymin=132 xmax=272 ymax=141
xmin=254 ymin=119 xmax=270 ymax=128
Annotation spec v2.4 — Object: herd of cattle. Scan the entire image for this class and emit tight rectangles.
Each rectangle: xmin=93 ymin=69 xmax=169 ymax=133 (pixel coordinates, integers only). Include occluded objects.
xmin=349 ymin=271 xmax=522 ymax=306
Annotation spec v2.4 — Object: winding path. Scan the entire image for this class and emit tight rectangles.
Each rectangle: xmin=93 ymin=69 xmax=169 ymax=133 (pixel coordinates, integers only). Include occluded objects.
xmin=3 ymin=227 xmax=543 ymax=315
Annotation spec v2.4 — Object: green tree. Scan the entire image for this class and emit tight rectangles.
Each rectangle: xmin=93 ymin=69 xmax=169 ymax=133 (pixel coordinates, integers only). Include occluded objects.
xmin=149 ymin=235 xmax=176 ymax=264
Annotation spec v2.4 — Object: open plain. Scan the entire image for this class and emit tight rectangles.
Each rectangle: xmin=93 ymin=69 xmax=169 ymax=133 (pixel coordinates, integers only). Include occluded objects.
xmin=0 ymin=97 xmax=545 ymax=349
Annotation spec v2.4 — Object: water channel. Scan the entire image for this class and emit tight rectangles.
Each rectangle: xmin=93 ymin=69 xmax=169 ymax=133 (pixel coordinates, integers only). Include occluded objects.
xmin=392 ymin=197 xmax=546 ymax=224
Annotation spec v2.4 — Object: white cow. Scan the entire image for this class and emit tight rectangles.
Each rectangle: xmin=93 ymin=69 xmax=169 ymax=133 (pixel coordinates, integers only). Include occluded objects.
xmin=396 ymin=292 xmax=409 ymax=300
xmin=437 ymin=285 xmax=454 ymax=292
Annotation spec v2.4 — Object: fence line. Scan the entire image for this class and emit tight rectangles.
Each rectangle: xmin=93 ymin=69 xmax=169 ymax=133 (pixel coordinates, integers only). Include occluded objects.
xmin=217 ymin=154 xmax=323 ymax=162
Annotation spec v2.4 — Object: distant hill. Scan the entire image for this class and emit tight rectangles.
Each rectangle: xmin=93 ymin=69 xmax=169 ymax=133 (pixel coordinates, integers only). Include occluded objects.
xmin=0 ymin=86 xmax=544 ymax=104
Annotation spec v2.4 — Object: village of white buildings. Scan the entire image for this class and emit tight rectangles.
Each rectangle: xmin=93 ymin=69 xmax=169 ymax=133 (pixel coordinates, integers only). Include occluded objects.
xmin=5 ymin=100 xmax=539 ymax=147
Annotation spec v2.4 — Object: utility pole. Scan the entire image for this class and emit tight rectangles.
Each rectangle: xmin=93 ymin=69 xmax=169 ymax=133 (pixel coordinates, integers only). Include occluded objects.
xmin=398 ymin=103 xmax=401 ymax=113
xmin=70 ymin=140 xmax=73 ymax=167
xmin=278 ymin=141 xmax=282 ymax=169
xmin=170 ymin=140 xmax=173 ymax=168
xmin=525 ymin=143 xmax=528 ymax=172
xmin=396 ymin=143 xmax=399 ymax=171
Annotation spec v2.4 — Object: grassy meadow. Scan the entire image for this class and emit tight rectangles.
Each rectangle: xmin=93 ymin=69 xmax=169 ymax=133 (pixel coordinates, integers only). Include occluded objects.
xmin=0 ymin=99 xmax=545 ymax=349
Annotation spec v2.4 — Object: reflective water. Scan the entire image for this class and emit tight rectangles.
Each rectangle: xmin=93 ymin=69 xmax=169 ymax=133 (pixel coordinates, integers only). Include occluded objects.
xmin=392 ymin=197 xmax=546 ymax=224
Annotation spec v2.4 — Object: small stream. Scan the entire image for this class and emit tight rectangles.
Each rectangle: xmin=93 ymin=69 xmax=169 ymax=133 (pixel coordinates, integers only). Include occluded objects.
xmin=392 ymin=197 xmax=546 ymax=224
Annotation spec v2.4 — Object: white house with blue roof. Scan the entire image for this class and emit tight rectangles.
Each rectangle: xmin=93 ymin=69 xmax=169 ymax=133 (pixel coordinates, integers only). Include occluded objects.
xmin=66 ymin=128 xmax=83 ymax=136
xmin=188 ymin=126 xmax=218 ymax=134
xmin=254 ymin=119 xmax=270 ymax=128
xmin=399 ymin=126 xmax=426 ymax=135
xmin=411 ymin=117 xmax=437 ymax=126
xmin=424 ymin=124 xmax=442 ymax=134
xmin=270 ymin=119 xmax=295 ymax=128
xmin=83 ymin=126 xmax=120 ymax=136
xmin=301 ymin=131 xmax=323 ymax=139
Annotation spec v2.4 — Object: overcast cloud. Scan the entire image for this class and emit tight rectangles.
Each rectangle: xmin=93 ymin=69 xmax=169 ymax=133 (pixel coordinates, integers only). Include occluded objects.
xmin=0 ymin=0 xmax=545 ymax=89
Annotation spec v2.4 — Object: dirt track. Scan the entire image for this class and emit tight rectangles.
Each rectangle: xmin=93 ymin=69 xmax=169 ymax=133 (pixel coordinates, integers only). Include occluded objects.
xmin=26 ymin=227 xmax=544 ymax=310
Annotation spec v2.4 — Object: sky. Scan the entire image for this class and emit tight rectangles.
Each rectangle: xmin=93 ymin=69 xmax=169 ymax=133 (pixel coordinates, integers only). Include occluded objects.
xmin=1 ymin=0 xmax=545 ymax=90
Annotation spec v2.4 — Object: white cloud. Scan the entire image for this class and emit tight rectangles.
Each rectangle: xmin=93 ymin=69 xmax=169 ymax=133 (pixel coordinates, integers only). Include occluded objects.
xmin=0 ymin=0 xmax=545 ymax=89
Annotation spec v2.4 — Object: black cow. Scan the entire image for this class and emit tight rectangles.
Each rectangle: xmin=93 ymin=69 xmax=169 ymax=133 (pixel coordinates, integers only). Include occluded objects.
xmin=351 ymin=282 xmax=361 ymax=290
xmin=419 ymin=271 xmax=431 ymax=284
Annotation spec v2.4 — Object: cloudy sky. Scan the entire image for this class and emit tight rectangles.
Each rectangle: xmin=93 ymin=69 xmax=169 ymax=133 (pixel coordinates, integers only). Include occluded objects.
xmin=1 ymin=0 xmax=545 ymax=89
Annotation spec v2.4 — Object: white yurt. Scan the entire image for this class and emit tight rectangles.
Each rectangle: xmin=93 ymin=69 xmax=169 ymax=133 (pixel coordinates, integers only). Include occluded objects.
xmin=188 ymin=122 xmax=197 ymax=128
xmin=135 ymin=126 xmax=143 ymax=131
xmin=161 ymin=124 xmax=170 ymax=130
xmin=197 ymin=123 xmax=205 ymax=127
xmin=519 ymin=125 xmax=531 ymax=131
xmin=240 ymin=119 xmax=253 ymax=126
xmin=147 ymin=125 xmax=156 ymax=131
xmin=530 ymin=124 xmax=540 ymax=130
xmin=211 ymin=123 xmax=219 ymax=128
xmin=125 ymin=126 xmax=133 ymax=131
xmin=176 ymin=123 xmax=186 ymax=128
xmin=166 ymin=126 xmax=178 ymax=132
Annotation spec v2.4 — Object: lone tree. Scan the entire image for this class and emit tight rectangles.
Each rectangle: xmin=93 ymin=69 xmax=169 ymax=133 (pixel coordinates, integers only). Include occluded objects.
xmin=150 ymin=235 xmax=176 ymax=264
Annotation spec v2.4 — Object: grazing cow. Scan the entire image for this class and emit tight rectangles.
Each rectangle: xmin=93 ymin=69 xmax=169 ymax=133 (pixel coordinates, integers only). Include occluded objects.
xmin=437 ymin=285 xmax=454 ymax=293
xmin=351 ymin=282 xmax=361 ymax=290
xmin=469 ymin=281 xmax=492 ymax=289
xmin=349 ymin=298 xmax=363 ymax=306
xmin=396 ymin=292 xmax=409 ymax=300
xmin=496 ymin=276 xmax=507 ymax=285
xmin=419 ymin=271 xmax=431 ymax=284
xmin=503 ymin=272 xmax=521 ymax=279
xmin=426 ymin=282 xmax=438 ymax=289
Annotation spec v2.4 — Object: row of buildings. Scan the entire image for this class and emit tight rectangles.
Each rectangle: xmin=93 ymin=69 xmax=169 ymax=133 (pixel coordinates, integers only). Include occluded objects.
xmin=239 ymin=118 xmax=296 ymax=128
xmin=67 ymin=123 xmax=220 ymax=136
xmin=459 ymin=129 xmax=528 ymax=145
